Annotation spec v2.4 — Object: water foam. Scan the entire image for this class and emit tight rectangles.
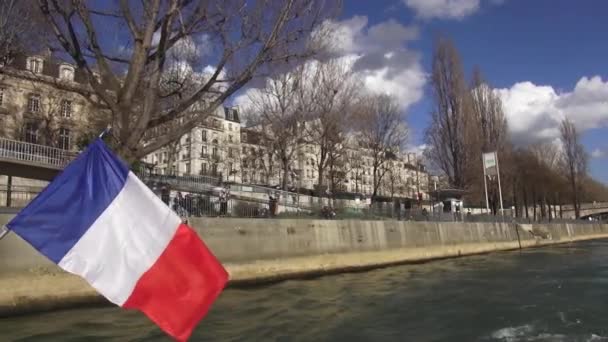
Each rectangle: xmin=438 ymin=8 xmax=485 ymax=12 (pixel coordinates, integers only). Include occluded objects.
xmin=491 ymin=324 xmax=535 ymax=340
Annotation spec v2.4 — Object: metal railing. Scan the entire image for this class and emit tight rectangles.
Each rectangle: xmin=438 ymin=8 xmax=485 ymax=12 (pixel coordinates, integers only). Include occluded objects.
xmin=228 ymin=183 xmax=301 ymax=206
xmin=0 ymin=138 xmax=76 ymax=168
xmin=139 ymin=173 xmax=221 ymax=193
xmin=2 ymin=182 xmax=605 ymax=224
xmin=0 ymin=185 xmax=43 ymax=208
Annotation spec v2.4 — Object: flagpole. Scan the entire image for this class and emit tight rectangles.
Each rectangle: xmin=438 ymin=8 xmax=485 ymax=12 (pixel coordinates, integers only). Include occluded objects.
xmin=0 ymin=225 xmax=9 ymax=241
xmin=99 ymin=125 xmax=112 ymax=139
xmin=495 ymin=152 xmax=505 ymax=216
xmin=482 ymin=153 xmax=490 ymax=214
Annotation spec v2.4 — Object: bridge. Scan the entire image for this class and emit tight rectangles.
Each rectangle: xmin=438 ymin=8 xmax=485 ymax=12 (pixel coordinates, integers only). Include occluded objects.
xmin=0 ymin=138 xmax=75 ymax=181
xmin=562 ymin=203 xmax=608 ymax=221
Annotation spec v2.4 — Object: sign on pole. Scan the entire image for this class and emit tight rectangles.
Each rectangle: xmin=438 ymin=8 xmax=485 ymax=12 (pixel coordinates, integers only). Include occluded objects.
xmin=483 ymin=152 xmax=498 ymax=177
xmin=482 ymin=151 xmax=504 ymax=215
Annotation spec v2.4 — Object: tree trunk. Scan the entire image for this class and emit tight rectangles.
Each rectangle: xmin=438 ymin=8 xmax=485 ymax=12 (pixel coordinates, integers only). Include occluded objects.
xmin=317 ymin=163 xmax=325 ymax=198
xmin=570 ymin=171 xmax=580 ymax=218
xmin=282 ymin=165 xmax=289 ymax=191
xmin=512 ymin=181 xmax=519 ymax=218
xmin=523 ymin=186 xmax=529 ymax=220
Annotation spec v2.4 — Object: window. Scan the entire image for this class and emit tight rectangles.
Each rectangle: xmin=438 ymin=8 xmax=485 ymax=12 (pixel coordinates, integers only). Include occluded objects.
xmin=229 ymin=135 xmax=233 ymax=143
xmin=242 ymin=146 xmax=246 ymax=154
xmin=59 ymin=65 xmax=74 ymax=81
xmin=243 ymin=159 xmax=248 ymax=168
xmin=58 ymin=128 xmax=70 ymax=150
xmin=24 ymin=123 xmax=38 ymax=143
xmin=60 ymin=100 xmax=72 ymax=118
xmin=182 ymin=152 xmax=190 ymax=160
xmin=212 ymin=163 xmax=218 ymax=176
xmin=201 ymin=146 xmax=208 ymax=157
xmin=28 ymin=94 xmax=40 ymax=113
xmin=185 ymin=162 xmax=191 ymax=174
xmin=243 ymin=172 xmax=248 ymax=183
xmin=228 ymin=162 xmax=233 ymax=172
xmin=200 ymin=163 xmax=208 ymax=175
xmin=0 ymin=88 xmax=3 ymax=107
xmin=201 ymin=130 xmax=207 ymax=142
xmin=228 ymin=148 xmax=233 ymax=158
xmin=26 ymin=57 xmax=43 ymax=74
xmin=225 ymin=107 xmax=234 ymax=121
xmin=212 ymin=146 xmax=218 ymax=158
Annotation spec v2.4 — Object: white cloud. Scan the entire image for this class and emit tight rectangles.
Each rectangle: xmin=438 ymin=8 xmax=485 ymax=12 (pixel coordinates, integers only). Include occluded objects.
xmin=407 ymin=143 xmax=427 ymax=156
xmin=496 ymin=76 xmax=608 ymax=145
xmin=403 ymin=0 xmax=505 ymax=20
xmin=234 ymin=16 xmax=426 ymax=110
xmin=592 ymin=148 xmax=607 ymax=159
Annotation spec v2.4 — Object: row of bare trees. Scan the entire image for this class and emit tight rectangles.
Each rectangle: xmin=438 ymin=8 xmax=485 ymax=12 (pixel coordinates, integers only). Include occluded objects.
xmin=425 ymin=36 xmax=602 ymax=218
xmin=245 ymin=57 xmax=409 ymax=196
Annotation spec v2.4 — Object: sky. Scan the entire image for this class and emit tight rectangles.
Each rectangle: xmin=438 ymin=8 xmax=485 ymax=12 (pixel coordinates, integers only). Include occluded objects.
xmin=327 ymin=0 xmax=608 ymax=184
xmin=87 ymin=0 xmax=608 ymax=184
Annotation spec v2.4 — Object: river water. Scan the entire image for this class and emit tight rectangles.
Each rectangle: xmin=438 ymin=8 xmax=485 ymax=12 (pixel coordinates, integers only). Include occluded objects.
xmin=3 ymin=240 xmax=608 ymax=341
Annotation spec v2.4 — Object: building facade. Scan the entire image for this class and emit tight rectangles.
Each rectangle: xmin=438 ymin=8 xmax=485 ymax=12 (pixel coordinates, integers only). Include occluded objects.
xmin=0 ymin=52 xmax=102 ymax=150
xmin=143 ymin=112 xmax=432 ymax=200
xmin=0 ymin=53 xmax=432 ymax=201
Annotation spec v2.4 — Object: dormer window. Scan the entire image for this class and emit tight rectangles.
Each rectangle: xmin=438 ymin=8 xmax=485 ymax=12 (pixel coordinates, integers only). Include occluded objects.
xmin=26 ymin=57 xmax=43 ymax=74
xmin=59 ymin=65 xmax=75 ymax=81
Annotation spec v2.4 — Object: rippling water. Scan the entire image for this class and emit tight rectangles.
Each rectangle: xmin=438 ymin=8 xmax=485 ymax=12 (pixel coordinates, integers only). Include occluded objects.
xmin=4 ymin=240 xmax=608 ymax=341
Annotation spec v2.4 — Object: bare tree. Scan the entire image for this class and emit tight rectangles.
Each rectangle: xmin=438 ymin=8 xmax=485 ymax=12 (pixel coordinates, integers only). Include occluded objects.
xmin=424 ymin=36 xmax=472 ymax=189
xmin=354 ymin=94 xmax=408 ymax=201
xmin=559 ymin=118 xmax=588 ymax=218
xmin=342 ymin=148 xmax=365 ymax=193
xmin=247 ymin=71 xmax=304 ymax=190
xmin=300 ymin=58 xmax=359 ymax=196
xmin=469 ymin=68 xmax=508 ymax=153
xmin=34 ymin=0 xmax=340 ymax=161
xmin=0 ymin=0 xmax=37 ymax=62
xmin=529 ymin=141 xmax=561 ymax=170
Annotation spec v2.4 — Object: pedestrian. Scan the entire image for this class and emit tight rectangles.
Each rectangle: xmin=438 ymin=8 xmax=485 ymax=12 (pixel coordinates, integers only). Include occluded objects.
xmin=219 ymin=188 xmax=228 ymax=216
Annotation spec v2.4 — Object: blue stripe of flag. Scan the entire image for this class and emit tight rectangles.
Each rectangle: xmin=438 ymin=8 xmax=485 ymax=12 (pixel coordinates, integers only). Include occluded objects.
xmin=7 ymin=138 xmax=129 ymax=264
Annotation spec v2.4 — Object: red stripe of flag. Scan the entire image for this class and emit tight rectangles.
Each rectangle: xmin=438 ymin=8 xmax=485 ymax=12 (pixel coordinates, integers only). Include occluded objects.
xmin=123 ymin=224 xmax=229 ymax=341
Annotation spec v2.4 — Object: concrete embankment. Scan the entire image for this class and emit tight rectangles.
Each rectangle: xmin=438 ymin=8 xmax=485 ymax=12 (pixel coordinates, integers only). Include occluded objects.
xmin=0 ymin=213 xmax=607 ymax=316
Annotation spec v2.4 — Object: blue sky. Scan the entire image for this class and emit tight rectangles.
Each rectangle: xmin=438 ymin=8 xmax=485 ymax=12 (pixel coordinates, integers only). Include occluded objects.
xmin=337 ymin=0 xmax=608 ymax=183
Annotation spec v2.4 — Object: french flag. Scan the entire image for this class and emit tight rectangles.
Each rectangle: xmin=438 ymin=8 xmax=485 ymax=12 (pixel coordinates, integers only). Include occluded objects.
xmin=5 ymin=138 xmax=229 ymax=341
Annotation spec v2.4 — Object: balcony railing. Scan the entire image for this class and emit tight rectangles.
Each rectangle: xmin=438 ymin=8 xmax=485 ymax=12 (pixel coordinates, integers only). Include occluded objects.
xmin=0 ymin=137 xmax=77 ymax=168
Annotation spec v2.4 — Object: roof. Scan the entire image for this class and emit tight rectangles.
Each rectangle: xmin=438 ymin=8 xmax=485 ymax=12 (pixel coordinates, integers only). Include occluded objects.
xmin=3 ymin=52 xmax=92 ymax=86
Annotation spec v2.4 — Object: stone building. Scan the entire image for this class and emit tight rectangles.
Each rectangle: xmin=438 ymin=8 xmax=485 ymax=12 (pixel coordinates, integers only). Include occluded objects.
xmin=0 ymin=51 xmax=102 ymax=149
xmin=144 ymin=106 xmax=242 ymax=180
xmin=0 ymin=52 xmax=105 ymax=192
xmin=143 ymin=110 xmax=432 ymax=200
